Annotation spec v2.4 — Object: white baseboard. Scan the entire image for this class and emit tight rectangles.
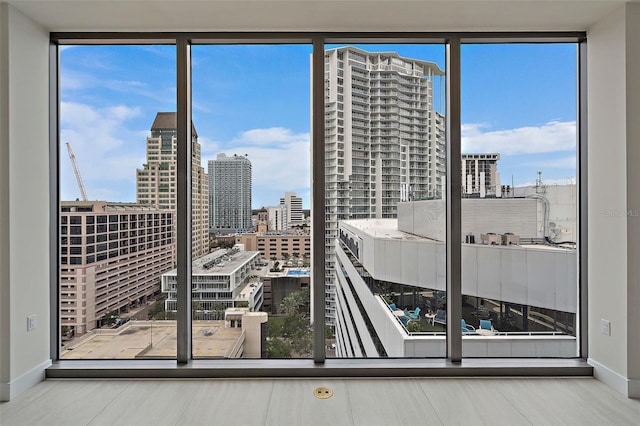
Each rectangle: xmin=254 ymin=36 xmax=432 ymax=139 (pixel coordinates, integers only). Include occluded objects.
xmin=0 ymin=359 xmax=51 ymax=401
xmin=588 ymin=357 xmax=639 ymax=398
xmin=629 ymin=377 xmax=640 ymax=398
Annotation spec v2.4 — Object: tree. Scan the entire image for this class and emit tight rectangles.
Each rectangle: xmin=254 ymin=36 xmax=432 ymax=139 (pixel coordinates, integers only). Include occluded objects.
xmin=103 ymin=310 xmax=119 ymax=327
xmin=279 ymin=292 xmax=303 ymax=315
xmin=192 ymin=300 xmax=202 ymax=320
xmin=147 ymin=298 xmax=165 ymax=320
xmin=266 ymin=317 xmax=283 ymax=338
xmin=211 ymin=301 xmax=225 ymax=320
xmin=267 ymin=338 xmax=292 ymax=358
xmin=281 ymin=252 xmax=289 ymax=260
xmin=282 ymin=314 xmax=312 ymax=357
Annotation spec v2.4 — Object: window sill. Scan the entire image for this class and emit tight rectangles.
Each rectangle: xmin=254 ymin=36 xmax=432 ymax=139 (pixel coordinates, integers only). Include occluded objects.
xmin=46 ymin=358 xmax=592 ymax=379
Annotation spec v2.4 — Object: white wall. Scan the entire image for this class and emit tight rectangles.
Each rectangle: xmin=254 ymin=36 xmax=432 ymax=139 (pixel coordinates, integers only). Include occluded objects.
xmin=0 ymin=4 xmax=52 ymax=401
xmin=587 ymin=3 xmax=640 ymax=398
xmin=0 ymin=1 xmax=11 ymax=403
xmin=344 ymin=222 xmax=577 ymax=313
xmin=1 ymin=0 xmax=639 ymax=401
xmin=625 ymin=3 xmax=640 ymax=395
xmin=398 ymin=198 xmax=541 ymax=242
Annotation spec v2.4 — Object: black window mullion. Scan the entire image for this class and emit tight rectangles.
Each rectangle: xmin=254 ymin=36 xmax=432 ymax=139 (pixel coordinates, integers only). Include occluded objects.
xmin=312 ymin=36 xmax=327 ymax=364
xmin=446 ymin=36 xmax=462 ymax=362
xmin=176 ymin=36 xmax=192 ymax=363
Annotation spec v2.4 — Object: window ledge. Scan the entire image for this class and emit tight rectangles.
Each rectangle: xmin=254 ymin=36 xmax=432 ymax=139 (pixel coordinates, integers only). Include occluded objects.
xmin=46 ymin=358 xmax=593 ymax=379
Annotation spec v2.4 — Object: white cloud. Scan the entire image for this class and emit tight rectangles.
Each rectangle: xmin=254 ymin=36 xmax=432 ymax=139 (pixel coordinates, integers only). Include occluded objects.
xmin=524 ymin=155 xmax=576 ymax=169
xmin=60 ymin=68 xmax=173 ymax=104
xmin=202 ymin=127 xmax=311 ymax=207
xmin=239 ymin=127 xmax=308 ymax=145
xmin=60 ymin=102 xmax=145 ymax=201
xmin=462 ymin=120 xmax=576 ymax=155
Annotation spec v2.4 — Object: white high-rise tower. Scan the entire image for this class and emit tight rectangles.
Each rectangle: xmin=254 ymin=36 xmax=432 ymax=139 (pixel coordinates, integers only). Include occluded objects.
xmin=208 ymin=153 xmax=253 ymax=232
xmin=280 ymin=191 xmax=304 ymax=227
xmin=322 ymin=46 xmax=446 ymax=325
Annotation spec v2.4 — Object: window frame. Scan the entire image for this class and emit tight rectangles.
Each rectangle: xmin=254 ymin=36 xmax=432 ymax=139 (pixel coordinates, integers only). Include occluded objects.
xmin=49 ymin=31 xmax=588 ymax=376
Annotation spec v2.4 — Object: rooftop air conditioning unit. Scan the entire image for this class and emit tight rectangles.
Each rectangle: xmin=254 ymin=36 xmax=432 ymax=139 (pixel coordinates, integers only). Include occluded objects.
xmin=481 ymin=233 xmax=502 ymax=245
xmin=502 ymin=233 xmax=520 ymax=246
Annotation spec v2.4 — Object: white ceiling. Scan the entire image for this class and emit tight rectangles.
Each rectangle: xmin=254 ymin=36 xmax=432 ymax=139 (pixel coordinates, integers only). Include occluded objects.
xmin=4 ymin=0 xmax=632 ymax=33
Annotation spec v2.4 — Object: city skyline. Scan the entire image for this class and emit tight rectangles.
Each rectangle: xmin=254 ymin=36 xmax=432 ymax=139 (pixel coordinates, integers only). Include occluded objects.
xmin=59 ymin=43 xmax=577 ymax=208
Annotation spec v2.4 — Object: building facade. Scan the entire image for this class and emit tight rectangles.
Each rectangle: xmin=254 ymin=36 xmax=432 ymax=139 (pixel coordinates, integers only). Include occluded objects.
xmin=267 ymin=204 xmax=288 ymax=231
xmin=334 ymin=199 xmax=577 ymax=358
xmin=208 ymin=153 xmax=253 ymax=232
xmin=462 ymin=153 xmax=501 ymax=197
xmin=60 ymin=201 xmax=175 ymax=336
xmin=135 ymin=112 xmax=209 ymax=258
xmin=279 ymin=191 xmax=304 ymax=227
xmin=235 ymin=231 xmax=311 ymax=261
xmin=323 ymin=46 xmax=446 ymax=325
xmin=161 ymin=247 xmax=263 ymax=318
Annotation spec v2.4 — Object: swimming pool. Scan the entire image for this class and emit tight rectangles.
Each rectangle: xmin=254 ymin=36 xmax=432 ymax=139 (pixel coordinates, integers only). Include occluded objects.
xmin=287 ymin=269 xmax=310 ymax=277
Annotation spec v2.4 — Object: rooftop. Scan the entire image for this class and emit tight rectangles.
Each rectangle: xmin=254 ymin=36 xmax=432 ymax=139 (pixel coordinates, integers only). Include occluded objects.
xmin=60 ymin=201 xmax=171 ymax=212
xmin=164 ymin=248 xmax=260 ymax=277
xmin=343 ymin=218 xmax=430 ymax=241
xmin=60 ymin=320 xmax=242 ymax=359
xmin=342 ymin=218 xmax=575 ymax=252
xmin=150 ymin=112 xmax=198 ymax=138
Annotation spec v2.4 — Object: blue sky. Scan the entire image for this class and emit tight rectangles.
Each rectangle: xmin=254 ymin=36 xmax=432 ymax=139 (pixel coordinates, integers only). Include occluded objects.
xmin=59 ymin=43 xmax=576 ymax=208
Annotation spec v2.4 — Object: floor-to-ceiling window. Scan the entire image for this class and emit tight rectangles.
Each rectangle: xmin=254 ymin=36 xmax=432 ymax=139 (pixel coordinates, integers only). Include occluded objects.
xmin=190 ymin=43 xmax=312 ymax=359
xmin=58 ymin=44 xmax=178 ymax=359
xmin=53 ymin=33 xmax=585 ymax=366
xmin=459 ymin=43 xmax=579 ymax=358
xmin=326 ymin=42 xmax=448 ymax=358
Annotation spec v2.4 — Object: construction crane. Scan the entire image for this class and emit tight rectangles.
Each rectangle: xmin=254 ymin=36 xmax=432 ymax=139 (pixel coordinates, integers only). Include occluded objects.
xmin=65 ymin=142 xmax=88 ymax=201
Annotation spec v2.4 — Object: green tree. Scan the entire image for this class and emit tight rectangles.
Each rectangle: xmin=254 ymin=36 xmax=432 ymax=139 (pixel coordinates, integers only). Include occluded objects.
xmin=103 ymin=310 xmax=119 ymax=327
xmin=282 ymin=314 xmax=312 ymax=357
xmin=211 ymin=301 xmax=225 ymax=320
xmin=192 ymin=300 xmax=202 ymax=320
xmin=279 ymin=292 xmax=303 ymax=315
xmin=325 ymin=325 xmax=335 ymax=339
xmin=147 ymin=298 xmax=166 ymax=320
xmin=267 ymin=338 xmax=292 ymax=358
xmin=279 ymin=289 xmax=310 ymax=316
xmin=266 ymin=317 xmax=283 ymax=338
xmin=281 ymin=252 xmax=289 ymax=260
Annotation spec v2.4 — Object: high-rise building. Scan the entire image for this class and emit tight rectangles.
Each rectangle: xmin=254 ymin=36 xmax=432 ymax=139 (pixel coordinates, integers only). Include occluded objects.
xmin=462 ymin=153 xmax=501 ymax=197
xmin=208 ymin=153 xmax=252 ymax=232
xmin=267 ymin=204 xmax=288 ymax=231
xmin=279 ymin=191 xmax=304 ymax=227
xmin=322 ymin=46 xmax=446 ymax=325
xmin=60 ymin=201 xmax=175 ymax=336
xmin=135 ymin=112 xmax=209 ymax=258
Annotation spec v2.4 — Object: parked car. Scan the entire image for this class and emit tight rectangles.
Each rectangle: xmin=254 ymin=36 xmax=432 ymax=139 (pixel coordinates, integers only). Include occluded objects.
xmin=113 ymin=316 xmax=131 ymax=328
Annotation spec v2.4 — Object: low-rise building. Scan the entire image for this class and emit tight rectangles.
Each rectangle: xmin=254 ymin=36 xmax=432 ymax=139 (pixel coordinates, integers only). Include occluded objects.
xmin=235 ymin=231 xmax=311 ymax=261
xmin=334 ymin=194 xmax=577 ymax=358
xmin=161 ymin=246 xmax=264 ymax=318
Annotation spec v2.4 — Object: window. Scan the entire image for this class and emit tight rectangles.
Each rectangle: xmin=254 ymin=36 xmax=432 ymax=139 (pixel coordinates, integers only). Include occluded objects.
xmin=58 ymin=44 xmax=176 ymax=354
xmin=459 ymin=43 xmax=578 ymax=357
xmin=53 ymin=33 xmax=585 ymax=368
xmin=328 ymin=43 xmax=447 ymax=358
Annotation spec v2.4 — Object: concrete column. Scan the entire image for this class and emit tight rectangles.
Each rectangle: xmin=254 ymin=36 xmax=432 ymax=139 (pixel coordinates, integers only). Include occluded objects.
xmin=587 ymin=3 xmax=640 ymax=398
